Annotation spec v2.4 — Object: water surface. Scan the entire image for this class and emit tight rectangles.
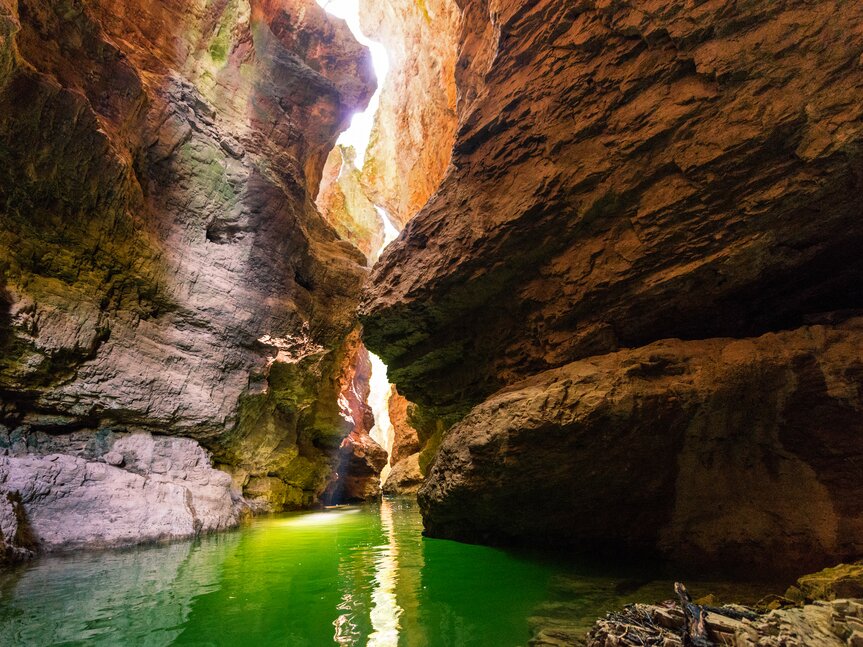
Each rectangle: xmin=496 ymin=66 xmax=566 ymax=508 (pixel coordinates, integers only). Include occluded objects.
xmin=0 ymin=498 xmax=776 ymax=646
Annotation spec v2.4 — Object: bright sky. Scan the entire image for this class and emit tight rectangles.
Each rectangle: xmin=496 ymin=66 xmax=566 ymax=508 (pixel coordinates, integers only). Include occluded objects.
xmin=316 ymin=0 xmax=389 ymax=166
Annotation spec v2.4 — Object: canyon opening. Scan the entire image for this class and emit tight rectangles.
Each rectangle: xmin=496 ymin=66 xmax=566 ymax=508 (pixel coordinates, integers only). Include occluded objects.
xmin=1 ymin=0 xmax=863 ymax=646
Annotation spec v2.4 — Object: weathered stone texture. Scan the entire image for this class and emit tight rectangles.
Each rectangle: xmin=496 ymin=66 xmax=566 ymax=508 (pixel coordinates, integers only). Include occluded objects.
xmin=420 ymin=319 xmax=863 ymax=574
xmin=0 ymin=432 xmax=243 ymax=551
xmin=362 ymin=0 xmax=863 ymax=418
xmin=0 ymin=0 xmax=376 ymax=547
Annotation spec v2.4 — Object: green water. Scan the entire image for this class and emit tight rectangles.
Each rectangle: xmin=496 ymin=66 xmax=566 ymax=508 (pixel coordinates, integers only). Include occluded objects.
xmin=0 ymin=498 xmax=776 ymax=646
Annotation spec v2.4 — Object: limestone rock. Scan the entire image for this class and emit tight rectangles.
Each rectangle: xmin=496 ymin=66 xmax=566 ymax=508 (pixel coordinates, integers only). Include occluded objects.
xmin=419 ymin=319 xmax=863 ymax=575
xmin=382 ymin=452 xmax=423 ymax=495
xmin=361 ymin=0 xmax=863 ymax=419
xmin=0 ymin=0 xmax=375 ymax=525
xmin=0 ymin=432 xmax=244 ymax=551
xmin=359 ymin=0 xmax=460 ymax=228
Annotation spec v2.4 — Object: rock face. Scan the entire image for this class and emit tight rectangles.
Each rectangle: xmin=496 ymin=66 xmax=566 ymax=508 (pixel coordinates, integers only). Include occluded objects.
xmin=0 ymin=0 xmax=375 ymax=548
xmin=419 ymin=319 xmax=863 ymax=575
xmin=382 ymin=452 xmax=422 ymax=495
xmin=0 ymin=432 xmax=244 ymax=551
xmin=358 ymin=0 xmax=460 ymax=229
xmin=325 ymin=430 xmax=388 ymax=502
xmin=316 ymin=145 xmax=384 ymax=262
xmin=787 ymin=563 xmax=863 ymax=604
xmin=388 ymin=387 xmax=420 ymax=465
xmin=361 ymin=0 xmax=863 ymax=419
xmin=0 ymin=491 xmax=34 ymax=564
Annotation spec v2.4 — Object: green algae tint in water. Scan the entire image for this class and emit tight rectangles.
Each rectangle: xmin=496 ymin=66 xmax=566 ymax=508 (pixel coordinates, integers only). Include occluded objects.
xmin=0 ymin=498 xmax=778 ymax=646
xmin=0 ymin=499 xmax=553 ymax=646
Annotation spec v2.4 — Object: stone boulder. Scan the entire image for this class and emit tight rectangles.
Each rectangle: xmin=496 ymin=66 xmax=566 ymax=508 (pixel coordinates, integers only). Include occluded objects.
xmin=325 ymin=431 xmax=389 ymax=503
xmin=0 ymin=432 xmax=244 ymax=552
xmin=419 ymin=318 xmax=863 ymax=575
xmin=787 ymin=563 xmax=863 ymax=604
xmin=382 ymin=453 xmax=423 ymax=495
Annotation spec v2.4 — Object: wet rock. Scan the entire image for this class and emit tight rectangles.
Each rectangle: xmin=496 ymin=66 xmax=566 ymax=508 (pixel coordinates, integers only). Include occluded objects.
xmin=382 ymin=452 xmax=423 ymax=495
xmin=419 ymin=319 xmax=863 ymax=575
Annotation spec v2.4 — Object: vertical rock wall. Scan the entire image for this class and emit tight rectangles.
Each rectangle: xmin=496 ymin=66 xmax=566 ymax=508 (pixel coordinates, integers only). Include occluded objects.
xmin=0 ymin=0 xmax=376 ymax=550
xmin=360 ymin=0 xmax=863 ymax=573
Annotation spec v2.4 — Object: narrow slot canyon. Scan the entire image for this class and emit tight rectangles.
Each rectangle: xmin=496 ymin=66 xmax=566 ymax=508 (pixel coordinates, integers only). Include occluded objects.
xmin=1 ymin=0 xmax=863 ymax=645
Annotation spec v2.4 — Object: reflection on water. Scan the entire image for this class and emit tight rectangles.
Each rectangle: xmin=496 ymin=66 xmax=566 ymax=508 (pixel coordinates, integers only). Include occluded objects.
xmin=367 ymin=500 xmax=401 ymax=647
xmin=0 ymin=498 xmax=778 ymax=647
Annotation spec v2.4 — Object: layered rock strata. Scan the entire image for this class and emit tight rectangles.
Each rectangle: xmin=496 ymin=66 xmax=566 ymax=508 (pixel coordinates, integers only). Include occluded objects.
xmin=586 ymin=597 xmax=863 ymax=647
xmin=361 ymin=0 xmax=863 ymax=419
xmin=316 ymin=145 xmax=384 ymax=261
xmin=362 ymin=0 xmax=863 ymax=572
xmin=0 ymin=0 xmax=375 ymax=549
xmin=420 ymin=319 xmax=863 ymax=574
xmin=358 ymin=0 xmax=460 ymax=229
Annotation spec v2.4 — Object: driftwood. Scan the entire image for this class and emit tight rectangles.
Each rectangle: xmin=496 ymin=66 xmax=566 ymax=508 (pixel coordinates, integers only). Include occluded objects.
xmin=674 ymin=582 xmax=711 ymax=647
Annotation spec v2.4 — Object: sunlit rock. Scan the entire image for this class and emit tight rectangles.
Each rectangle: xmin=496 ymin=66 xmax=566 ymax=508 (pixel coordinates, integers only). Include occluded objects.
xmin=361 ymin=0 xmax=863 ymax=420
xmin=0 ymin=0 xmax=375 ymax=543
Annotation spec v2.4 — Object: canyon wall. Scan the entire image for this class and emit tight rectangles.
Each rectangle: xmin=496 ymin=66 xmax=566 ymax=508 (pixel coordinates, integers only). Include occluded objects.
xmin=358 ymin=0 xmax=460 ymax=229
xmin=0 ymin=0 xmax=375 ymax=553
xmin=361 ymin=0 xmax=863 ymax=572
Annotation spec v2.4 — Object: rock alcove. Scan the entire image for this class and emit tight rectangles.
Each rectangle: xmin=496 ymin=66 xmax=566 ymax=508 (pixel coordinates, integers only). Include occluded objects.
xmin=0 ymin=0 xmax=862 ymax=619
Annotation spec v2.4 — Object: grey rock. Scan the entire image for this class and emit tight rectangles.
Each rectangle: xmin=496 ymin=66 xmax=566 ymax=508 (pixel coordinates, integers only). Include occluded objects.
xmin=0 ymin=433 xmax=245 ymax=552
xmin=104 ymin=451 xmax=124 ymax=466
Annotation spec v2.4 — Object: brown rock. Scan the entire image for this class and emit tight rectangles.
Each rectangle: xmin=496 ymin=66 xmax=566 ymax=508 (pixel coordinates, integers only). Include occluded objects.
xmin=361 ymin=0 xmax=863 ymax=419
xmin=316 ymin=145 xmax=385 ymax=261
xmin=388 ymin=387 xmax=420 ymax=465
xmin=382 ymin=452 xmax=423 ymax=496
xmin=326 ymin=431 xmax=389 ymax=503
xmin=419 ymin=319 xmax=863 ymax=575
xmin=787 ymin=563 xmax=863 ymax=603
xmin=0 ymin=0 xmax=375 ymax=547
xmin=358 ymin=0 xmax=460 ymax=228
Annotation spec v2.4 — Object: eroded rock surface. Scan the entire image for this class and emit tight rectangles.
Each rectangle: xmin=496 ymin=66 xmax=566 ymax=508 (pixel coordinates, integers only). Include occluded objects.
xmin=316 ymin=145 xmax=384 ymax=261
xmin=358 ymin=0 xmax=460 ymax=229
xmin=325 ymin=430 xmax=388 ymax=502
xmin=388 ymin=387 xmax=420 ymax=465
xmin=0 ymin=432 xmax=243 ymax=551
xmin=419 ymin=319 xmax=863 ymax=574
xmin=586 ymin=598 xmax=863 ymax=647
xmin=0 ymin=0 xmax=375 ymax=540
xmin=361 ymin=0 xmax=863 ymax=419
xmin=382 ymin=452 xmax=422 ymax=495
